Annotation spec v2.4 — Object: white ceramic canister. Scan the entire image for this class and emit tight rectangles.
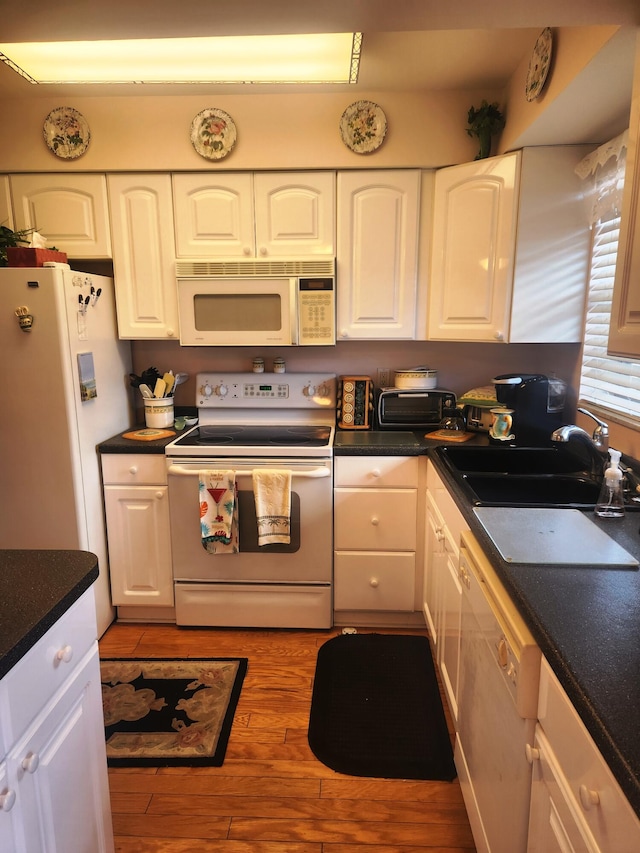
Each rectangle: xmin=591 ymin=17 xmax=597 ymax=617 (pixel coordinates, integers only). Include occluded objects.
xmin=144 ymin=397 xmax=174 ymax=428
xmin=394 ymin=367 xmax=438 ymax=390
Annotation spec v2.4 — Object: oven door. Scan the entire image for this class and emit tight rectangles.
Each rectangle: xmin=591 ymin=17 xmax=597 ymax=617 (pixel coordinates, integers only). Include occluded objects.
xmin=167 ymin=457 xmax=332 ymax=583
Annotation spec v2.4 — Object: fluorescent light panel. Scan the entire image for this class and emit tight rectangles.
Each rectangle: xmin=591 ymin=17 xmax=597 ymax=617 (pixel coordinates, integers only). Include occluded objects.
xmin=0 ymin=32 xmax=362 ymax=84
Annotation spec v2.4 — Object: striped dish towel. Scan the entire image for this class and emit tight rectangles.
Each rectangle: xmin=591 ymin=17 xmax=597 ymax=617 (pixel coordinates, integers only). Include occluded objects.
xmin=252 ymin=469 xmax=292 ymax=545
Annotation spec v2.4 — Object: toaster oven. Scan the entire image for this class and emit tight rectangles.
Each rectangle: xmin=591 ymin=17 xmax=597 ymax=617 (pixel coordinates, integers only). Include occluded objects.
xmin=377 ymin=388 xmax=457 ymax=430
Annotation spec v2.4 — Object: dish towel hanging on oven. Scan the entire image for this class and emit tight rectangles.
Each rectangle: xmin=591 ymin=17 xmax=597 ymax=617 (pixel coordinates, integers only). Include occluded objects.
xmin=199 ymin=471 xmax=239 ymax=554
xmin=252 ymin=469 xmax=292 ymax=545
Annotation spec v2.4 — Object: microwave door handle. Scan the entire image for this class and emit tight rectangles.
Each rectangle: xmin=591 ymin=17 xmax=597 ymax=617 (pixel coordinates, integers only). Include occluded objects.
xmin=290 ymin=277 xmax=298 ymax=345
xmin=167 ymin=464 xmax=330 ymax=479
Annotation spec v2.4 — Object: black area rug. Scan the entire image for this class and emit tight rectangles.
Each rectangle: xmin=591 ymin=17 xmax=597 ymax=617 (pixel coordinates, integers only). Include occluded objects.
xmin=307 ymin=633 xmax=456 ymax=780
xmin=100 ymin=657 xmax=247 ymax=767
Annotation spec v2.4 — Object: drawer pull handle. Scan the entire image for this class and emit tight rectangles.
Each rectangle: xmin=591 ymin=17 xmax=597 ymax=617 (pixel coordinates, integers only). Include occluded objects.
xmin=22 ymin=752 xmax=39 ymax=774
xmin=579 ymin=784 xmax=600 ymax=810
xmin=369 ymin=578 xmax=379 ymax=588
xmin=55 ymin=644 xmax=73 ymax=664
xmin=525 ymin=743 xmax=540 ymax=764
xmin=370 ymin=516 xmax=379 ymax=526
xmin=371 ymin=468 xmax=381 ymax=478
xmin=155 ymin=491 xmax=164 ymax=500
xmin=0 ymin=788 xmax=16 ymax=812
xmin=129 ymin=466 xmax=138 ymax=475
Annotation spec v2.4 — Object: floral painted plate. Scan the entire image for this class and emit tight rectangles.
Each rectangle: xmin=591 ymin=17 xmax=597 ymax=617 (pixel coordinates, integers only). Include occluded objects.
xmin=339 ymin=100 xmax=387 ymax=154
xmin=43 ymin=107 xmax=90 ymax=159
xmin=525 ymin=28 xmax=553 ymax=102
xmin=190 ymin=108 xmax=237 ymax=160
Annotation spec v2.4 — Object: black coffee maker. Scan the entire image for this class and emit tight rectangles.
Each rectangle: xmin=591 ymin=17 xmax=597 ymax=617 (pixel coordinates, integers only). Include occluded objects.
xmin=493 ymin=374 xmax=567 ymax=446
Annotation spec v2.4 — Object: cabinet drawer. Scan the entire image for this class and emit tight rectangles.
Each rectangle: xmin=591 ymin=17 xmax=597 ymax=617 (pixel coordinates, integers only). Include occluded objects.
xmin=101 ymin=453 xmax=167 ymax=485
xmin=335 ymin=456 xmax=419 ymax=488
xmin=334 ymin=552 xmax=416 ymax=610
xmin=334 ymin=488 xmax=417 ymax=550
xmin=0 ymin=589 xmax=97 ymax=747
xmin=537 ymin=657 xmax=640 ymax=847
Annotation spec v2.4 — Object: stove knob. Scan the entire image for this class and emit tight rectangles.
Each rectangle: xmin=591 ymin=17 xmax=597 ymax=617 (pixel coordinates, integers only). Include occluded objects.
xmin=303 ymin=383 xmax=317 ymax=398
xmin=201 ymin=383 xmax=214 ymax=397
xmin=216 ymin=383 xmax=229 ymax=397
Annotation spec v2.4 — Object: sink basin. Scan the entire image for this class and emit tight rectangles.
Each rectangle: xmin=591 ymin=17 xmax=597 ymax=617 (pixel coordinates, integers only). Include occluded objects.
xmin=437 ymin=445 xmax=587 ymax=475
xmin=434 ymin=444 xmax=612 ymax=510
xmin=461 ymin=473 xmax=601 ymax=509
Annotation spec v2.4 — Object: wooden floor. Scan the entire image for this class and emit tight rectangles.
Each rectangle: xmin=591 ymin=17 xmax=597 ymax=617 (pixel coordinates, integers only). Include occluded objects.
xmin=99 ymin=622 xmax=476 ymax=853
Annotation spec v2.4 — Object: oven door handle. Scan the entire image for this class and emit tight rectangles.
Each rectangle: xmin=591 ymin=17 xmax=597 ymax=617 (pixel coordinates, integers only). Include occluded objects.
xmin=167 ymin=464 xmax=331 ymax=479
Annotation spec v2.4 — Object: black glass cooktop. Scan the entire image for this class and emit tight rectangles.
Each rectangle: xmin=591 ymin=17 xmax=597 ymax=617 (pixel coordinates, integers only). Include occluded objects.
xmin=173 ymin=424 xmax=332 ymax=448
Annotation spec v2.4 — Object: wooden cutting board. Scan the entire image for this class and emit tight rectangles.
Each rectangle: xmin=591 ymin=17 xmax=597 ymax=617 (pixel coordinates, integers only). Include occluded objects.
xmin=473 ymin=507 xmax=638 ymax=567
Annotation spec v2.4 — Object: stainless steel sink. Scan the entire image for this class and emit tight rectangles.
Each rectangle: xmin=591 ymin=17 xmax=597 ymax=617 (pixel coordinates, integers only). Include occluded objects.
xmin=434 ymin=445 xmax=610 ymax=510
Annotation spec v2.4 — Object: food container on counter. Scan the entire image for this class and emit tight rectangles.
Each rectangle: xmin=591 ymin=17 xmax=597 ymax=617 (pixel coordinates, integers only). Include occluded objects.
xmin=393 ymin=367 xmax=438 ymax=390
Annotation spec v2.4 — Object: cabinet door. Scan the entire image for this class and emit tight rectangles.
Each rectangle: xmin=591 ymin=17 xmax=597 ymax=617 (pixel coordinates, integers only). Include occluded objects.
xmin=334 ymin=488 xmax=418 ymax=551
xmin=107 ymin=174 xmax=179 ymax=339
xmin=104 ymin=484 xmax=174 ymax=607
xmin=0 ymin=760 xmax=19 ymax=852
xmin=428 ymin=153 xmax=519 ymax=342
xmin=0 ymin=176 xmax=13 ymax=230
xmin=609 ymin=38 xmax=640 ymax=357
xmin=424 ymin=489 xmax=446 ymax=646
xmin=254 ymin=172 xmax=335 ymax=256
xmin=8 ymin=649 xmax=114 ymax=853
xmin=337 ymin=170 xmax=420 ymax=339
xmin=172 ymin=173 xmax=255 ymax=258
xmin=10 ymin=174 xmax=112 ymax=258
xmin=334 ymin=552 xmax=416 ymax=611
xmin=439 ymin=549 xmax=462 ymax=726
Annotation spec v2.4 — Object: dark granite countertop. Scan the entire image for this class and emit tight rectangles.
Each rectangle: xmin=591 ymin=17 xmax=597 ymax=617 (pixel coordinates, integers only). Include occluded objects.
xmin=0 ymin=550 xmax=99 ymax=680
xmin=98 ymin=424 xmax=181 ymax=454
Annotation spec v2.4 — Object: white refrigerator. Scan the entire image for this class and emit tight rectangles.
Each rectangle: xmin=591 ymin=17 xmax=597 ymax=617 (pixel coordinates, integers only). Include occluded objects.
xmin=0 ymin=265 xmax=133 ymax=635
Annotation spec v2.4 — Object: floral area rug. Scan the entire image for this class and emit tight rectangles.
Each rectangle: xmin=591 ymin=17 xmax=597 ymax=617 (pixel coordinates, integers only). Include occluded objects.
xmin=100 ymin=657 xmax=247 ymax=767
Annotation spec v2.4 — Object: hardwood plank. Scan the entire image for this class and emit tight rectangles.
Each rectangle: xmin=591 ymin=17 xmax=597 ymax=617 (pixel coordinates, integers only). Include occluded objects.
xmin=320 ymin=778 xmax=466 ymax=805
xmin=110 ymin=774 xmax=321 ymax=798
xmin=112 ymin=813 xmax=230 ymax=839
xmin=115 ymin=840 xmax=321 ymax=853
xmin=228 ymin=817 xmax=475 ymax=847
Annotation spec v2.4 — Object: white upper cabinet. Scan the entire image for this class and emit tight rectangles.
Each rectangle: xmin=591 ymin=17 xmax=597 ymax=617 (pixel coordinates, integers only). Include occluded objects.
xmin=173 ymin=173 xmax=254 ymax=258
xmin=609 ymin=35 xmax=640 ymax=357
xmin=10 ymin=174 xmax=112 ymax=258
xmin=0 ymin=176 xmax=13 ymax=230
xmin=428 ymin=147 xmax=591 ymax=343
xmin=107 ymin=173 xmax=179 ymax=340
xmin=337 ymin=170 xmax=421 ymax=340
xmin=173 ymin=171 xmax=335 ymax=258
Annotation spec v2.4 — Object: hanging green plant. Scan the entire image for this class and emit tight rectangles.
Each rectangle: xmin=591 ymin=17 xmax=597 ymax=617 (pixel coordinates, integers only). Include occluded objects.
xmin=466 ymin=100 xmax=506 ymax=160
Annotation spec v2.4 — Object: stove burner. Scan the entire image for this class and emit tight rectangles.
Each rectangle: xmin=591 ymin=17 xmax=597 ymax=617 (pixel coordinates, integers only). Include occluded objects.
xmin=174 ymin=424 xmax=331 ymax=449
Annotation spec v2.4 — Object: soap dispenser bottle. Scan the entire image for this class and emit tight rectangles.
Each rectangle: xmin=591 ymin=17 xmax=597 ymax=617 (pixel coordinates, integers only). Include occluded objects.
xmin=595 ymin=448 xmax=625 ymax=518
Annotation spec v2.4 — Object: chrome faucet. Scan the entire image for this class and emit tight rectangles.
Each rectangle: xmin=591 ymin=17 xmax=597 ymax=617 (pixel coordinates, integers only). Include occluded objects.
xmin=551 ymin=408 xmax=609 ymax=477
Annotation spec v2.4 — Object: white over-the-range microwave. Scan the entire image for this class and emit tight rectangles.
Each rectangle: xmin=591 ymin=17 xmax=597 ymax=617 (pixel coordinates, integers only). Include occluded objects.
xmin=176 ymin=259 xmax=336 ymax=346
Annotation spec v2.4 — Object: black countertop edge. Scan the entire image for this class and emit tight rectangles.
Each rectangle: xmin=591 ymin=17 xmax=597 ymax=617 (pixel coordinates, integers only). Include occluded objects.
xmin=429 ymin=452 xmax=640 ymax=820
xmin=0 ymin=550 xmax=98 ymax=680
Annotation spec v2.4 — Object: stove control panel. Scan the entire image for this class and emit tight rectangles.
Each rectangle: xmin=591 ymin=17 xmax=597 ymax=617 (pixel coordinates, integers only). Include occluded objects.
xmin=196 ymin=372 xmax=336 ymax=409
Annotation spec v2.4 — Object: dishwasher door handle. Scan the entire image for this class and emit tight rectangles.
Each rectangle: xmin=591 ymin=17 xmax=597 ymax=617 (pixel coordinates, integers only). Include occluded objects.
xmin=167 ymin=464 xmax=331 ymax=479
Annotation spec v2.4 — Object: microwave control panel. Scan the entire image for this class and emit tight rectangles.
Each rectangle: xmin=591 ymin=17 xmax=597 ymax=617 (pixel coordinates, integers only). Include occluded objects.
xmin=298 ymin=277 xmax=335 ymax=346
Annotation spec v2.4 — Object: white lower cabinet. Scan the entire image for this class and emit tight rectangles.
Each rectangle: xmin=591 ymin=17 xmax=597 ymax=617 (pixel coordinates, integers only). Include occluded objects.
xmin=101 ymin=454 xmax=174 ymax=610
xmin=0 ymin=589 xmax=114 ymax=853
xmin=527 ymin=657 xmax=640 ymax=852
xmin=424 ymin=461 xmax=468 ymax=727
xmin=333 ymin=456 xmax=422 ymax=620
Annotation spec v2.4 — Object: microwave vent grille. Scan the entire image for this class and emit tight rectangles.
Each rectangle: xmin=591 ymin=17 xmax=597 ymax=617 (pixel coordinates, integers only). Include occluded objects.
xmin=176 ymin=258 xmax=335 ymax=278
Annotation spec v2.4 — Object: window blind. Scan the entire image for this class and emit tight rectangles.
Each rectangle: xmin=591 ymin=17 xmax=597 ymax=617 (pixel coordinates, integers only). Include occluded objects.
xmin=578 ymin=144 xmax=640 ymax=421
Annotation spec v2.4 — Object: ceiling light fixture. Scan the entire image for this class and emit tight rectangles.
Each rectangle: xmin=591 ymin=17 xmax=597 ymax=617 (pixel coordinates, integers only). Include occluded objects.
xmin=0 ymin=32 xmax=362 ymax=85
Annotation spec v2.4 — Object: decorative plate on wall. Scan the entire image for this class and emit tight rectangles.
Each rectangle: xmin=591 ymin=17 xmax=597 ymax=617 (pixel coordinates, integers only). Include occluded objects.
xmin=525 ymin=28 xmax=553 ymax=102
xmin=190 ymin=108 xmax=237 ymax=160
xmin=43 ymin=107 xmax=90 ymax=159
xmin=339 ymin=100 xmax=387 ymax=154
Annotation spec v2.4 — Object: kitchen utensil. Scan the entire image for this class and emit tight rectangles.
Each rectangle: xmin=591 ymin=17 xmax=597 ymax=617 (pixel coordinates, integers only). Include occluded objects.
xmin=141 ymin=366 xmax=161 ymax=387
xmin=153 ymin=377 xmax=167 ymax=398
xmin=162 ymin=372 xmax=175 ymax=395
xmin=172 ymin=372 xmax=189 ymax=393
xmin=394 ymin=367 xmax=438 ymax=390
xmin=129 ymin=373 xmax=141 ymax=388
xmin=138 ymin=383 xmax=154 ymax=399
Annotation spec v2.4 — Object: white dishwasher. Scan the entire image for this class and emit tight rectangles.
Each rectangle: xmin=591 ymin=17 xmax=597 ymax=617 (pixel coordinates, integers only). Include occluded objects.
xmin=456 ymin=530 xmax=541 ymax=853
